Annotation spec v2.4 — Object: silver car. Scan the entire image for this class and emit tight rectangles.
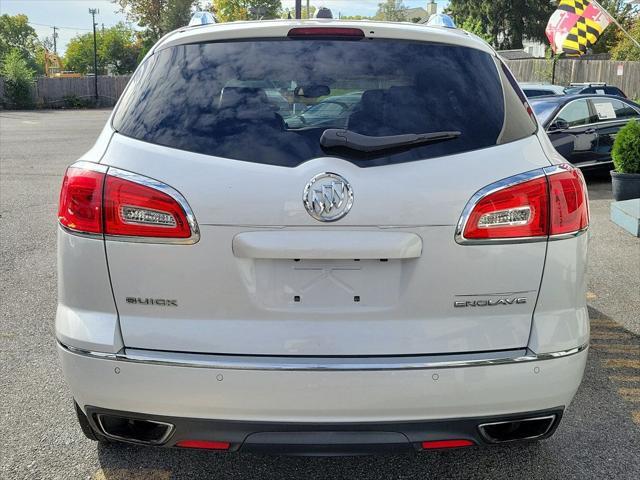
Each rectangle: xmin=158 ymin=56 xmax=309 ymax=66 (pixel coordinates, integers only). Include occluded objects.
xmin=56 ymin=19 xmax=589 ymax=455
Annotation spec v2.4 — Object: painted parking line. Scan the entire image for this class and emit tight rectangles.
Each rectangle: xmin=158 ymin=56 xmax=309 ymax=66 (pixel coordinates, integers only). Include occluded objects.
xmin=618 ymin=387 xmax=640 ymax=402
xmin=590 ymin=332 xmax=633 ymax=340
xmin=591 ymin=344 xmax=640 ymax=354
xmin=92 ymin=468 xmax=172 ymax=480
xmin=589 ymin=318 xmax=623 ymax=328
xmin=604 ymin=359 xmax=640 ymax=369
xmin=610 ymin=375 xmax=640 ymax=383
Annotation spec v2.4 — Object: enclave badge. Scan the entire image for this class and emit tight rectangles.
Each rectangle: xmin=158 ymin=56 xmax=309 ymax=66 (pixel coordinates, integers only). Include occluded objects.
xmin=303 ymin=172 xmax=354 ymax=222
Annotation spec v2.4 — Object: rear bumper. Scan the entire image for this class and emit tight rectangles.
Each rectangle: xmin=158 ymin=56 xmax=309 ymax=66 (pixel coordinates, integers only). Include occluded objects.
xmin=83 ymin=405 xmax=565 ymax=454
xmin=58 ymin=341 xmax=588 ymax=425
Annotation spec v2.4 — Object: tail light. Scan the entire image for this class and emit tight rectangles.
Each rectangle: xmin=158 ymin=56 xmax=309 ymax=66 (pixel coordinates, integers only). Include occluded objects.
xmin=58 ymin=162 xmax=199 ymax=244
xmin=421 ymin=439 xmax=475 ymax=450
xmin=175 ymin=440 xmax=230 ymax=450
xmin=457 ymin=164 xmax=588 ymax=244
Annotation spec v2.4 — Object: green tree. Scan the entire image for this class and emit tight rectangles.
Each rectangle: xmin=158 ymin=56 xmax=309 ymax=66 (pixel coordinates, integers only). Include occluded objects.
xmin=1 ymin=49 xmax=34 ymax=108
xmin=64 ymin=23 xmax=141 ymax=75
xmin=446 ymin=1 xmax=555 ymax=49
xmin=63 ymin=33 xmax=94 ymax=74
xmin=0 ymin=14 xmax=40 ymax=66
xmin=374 ymin=0 xmax=408 ymax=22
xmin=282 ymin=5 xmax=315 ymax=19
xmin=460 ymin=17 xmax=492 ymax=43
xmin=212 ymin=0 xmax=281 ymax=22
xmin=113 ymin=0 xmax=198 ymax=42
xmin=610 ymin=19 xmax=640 ymax=61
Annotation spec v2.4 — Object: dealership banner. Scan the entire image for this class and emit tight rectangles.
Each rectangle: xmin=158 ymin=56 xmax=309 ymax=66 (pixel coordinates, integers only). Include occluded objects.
xmin=545 ymin=0 xmax=612 ymax=56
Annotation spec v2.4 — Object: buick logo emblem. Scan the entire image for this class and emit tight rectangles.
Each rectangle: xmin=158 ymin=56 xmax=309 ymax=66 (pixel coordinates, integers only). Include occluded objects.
xmin=303 ymin=172 xmax=353 ymax=222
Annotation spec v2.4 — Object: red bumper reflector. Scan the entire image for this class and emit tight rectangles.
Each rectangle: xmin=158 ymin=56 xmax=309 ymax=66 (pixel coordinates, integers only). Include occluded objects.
xmin=288 ymin=27 xmax=364 ymax=38
xmin=176 ymin=440 xmax=230 ymax=450
xmin=421 ymin=439 xmax=475 ymax=449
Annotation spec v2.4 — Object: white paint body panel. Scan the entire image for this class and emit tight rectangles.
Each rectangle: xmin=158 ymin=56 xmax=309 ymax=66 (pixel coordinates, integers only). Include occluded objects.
xmin=56 ymin=19 xmax=590 ymax=425
xmin=60 ymin=345 xmax=587 ymax=422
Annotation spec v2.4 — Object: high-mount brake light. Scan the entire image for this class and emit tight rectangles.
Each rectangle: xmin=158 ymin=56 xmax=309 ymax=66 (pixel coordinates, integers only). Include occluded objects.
xmin=58 ymin=164 xmax=198 ymax=242
xmin=287 ymin=27 xmax=365 ymax=38
xmin=459 ymin=164 xmax=588 ymax=243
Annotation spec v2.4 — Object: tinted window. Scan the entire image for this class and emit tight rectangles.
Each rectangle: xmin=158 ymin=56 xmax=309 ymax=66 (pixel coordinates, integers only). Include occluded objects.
xmin=113 ymin=40 xmax=521 ymax=168
xmin=591 ymin=99 xmax=639 ymax=122
xmin=555 ymin=99 xmax=596 ymax=127
xmin=531 ymin=100 xmax=560 ymax=124
xmin=524 ymin=89 xmax=555 ymax=97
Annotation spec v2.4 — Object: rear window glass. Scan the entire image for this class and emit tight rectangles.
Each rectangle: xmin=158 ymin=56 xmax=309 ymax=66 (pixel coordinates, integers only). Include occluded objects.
xmin=113 ymin=39 xmax=520 ymax=168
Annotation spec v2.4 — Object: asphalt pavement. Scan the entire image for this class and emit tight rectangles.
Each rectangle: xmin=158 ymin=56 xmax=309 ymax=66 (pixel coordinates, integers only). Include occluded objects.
xmin=1 ymin=110 xmax=639 ymax=480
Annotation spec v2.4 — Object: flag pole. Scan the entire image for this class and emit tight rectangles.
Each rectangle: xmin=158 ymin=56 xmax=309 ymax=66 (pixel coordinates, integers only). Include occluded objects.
xmin=591 ymin=0 xmax=640 ymax=49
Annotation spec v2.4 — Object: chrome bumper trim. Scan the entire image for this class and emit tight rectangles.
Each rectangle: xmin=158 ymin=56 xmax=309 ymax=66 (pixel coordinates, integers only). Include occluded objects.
xmin=58 ymin=341 xmax=588 ymax=372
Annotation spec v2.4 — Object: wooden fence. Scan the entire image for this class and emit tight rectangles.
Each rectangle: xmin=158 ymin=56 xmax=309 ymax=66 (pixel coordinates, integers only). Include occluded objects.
xmin=504 ymin=59 xmax=640 ymax=99
xmin=0 ymin=75 xmax=131 ymax=107
xmin=1 ymin=59 xmax=639 ymax=107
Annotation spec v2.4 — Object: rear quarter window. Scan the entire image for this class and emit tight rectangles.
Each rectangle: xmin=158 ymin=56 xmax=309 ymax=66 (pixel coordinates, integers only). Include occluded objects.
xmin=113 ymin=39 xmax=535 ymax=168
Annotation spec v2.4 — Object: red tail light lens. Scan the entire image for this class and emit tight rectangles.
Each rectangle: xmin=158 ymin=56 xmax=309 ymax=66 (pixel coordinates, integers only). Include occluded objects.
xmin=422 ymin=439 xmax=475 ymax=449
xmin=463 ymin=176 xmax=549 ymax=240
xmin=104 ymin=176 xmax=192 ymax=238
xmin=548 ymin=165 xmax=589 ymax=235
xmin=58 ymin=164 xmax=198 ymax=242
xmin=176 ymin=440 xmax=230 ymax=450
xmin=58 ymin=167 xmax=105 ymax=234
xmin=460 ymin=164 xmax=588 ymax=242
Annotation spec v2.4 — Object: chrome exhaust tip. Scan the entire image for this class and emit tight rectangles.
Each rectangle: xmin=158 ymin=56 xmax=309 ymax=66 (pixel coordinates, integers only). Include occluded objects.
xmin=96 ymin=414 xmax=175 ymax=445
xmin=478 ymin=414 xmax=557 ymax=443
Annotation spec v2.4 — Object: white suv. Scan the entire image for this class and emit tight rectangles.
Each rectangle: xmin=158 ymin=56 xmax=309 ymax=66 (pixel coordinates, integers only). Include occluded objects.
xmin=56 ymin=19 xmax=590 ymax=455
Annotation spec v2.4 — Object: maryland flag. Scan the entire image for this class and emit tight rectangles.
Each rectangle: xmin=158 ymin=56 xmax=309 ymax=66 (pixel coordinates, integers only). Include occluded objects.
xmin=545 ymin=0 xmax=612 ymax=56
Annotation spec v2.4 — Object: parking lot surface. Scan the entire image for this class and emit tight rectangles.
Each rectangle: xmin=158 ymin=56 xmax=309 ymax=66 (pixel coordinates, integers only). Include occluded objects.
xmin=1 ymin=110 xmax=639 ymax=479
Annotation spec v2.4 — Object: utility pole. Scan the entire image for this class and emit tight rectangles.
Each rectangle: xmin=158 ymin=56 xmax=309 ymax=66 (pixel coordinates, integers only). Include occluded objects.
xmin=295 ymin=0 xmax=302 ymax=19
xmin=52 ymin=26 xmax=58 ymax=55
xmin=89 ymin=8 xmax=99 ymax=101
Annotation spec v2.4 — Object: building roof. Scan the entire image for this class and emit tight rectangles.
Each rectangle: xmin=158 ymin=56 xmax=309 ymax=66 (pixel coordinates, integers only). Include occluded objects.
xmin=404 ymin=7 xmax=428 ymax=21
xmin=497 ymin=49 xmax=535 ymax=60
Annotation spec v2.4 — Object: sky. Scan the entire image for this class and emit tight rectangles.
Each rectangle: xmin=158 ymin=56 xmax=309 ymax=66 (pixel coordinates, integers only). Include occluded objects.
xmin=0 ymin=0 xmax=449 ymax=54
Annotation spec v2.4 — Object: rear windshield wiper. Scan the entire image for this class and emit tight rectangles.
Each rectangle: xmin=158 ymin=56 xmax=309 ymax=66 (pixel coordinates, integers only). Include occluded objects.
xmin=320 ymin=129 xmax=461 ymax=153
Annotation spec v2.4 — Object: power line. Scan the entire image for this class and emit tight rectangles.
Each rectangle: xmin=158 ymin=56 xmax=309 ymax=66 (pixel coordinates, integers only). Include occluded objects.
xmin=28 ymin=21 xmax=92 ymax=31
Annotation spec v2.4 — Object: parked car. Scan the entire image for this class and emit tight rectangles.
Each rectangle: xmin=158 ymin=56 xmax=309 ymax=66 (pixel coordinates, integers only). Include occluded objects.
xmin=530 ymin=94 xmax=640 ymax=169
xmin=57 ymin=18 xmax=589 ymax=455
xmin=519 ymin=82 xmax=566 ymax=98
xmin=564 ymin=82 xmax=627 ymax=98
xmin=284 ymin=91 xmax=363 ymax=128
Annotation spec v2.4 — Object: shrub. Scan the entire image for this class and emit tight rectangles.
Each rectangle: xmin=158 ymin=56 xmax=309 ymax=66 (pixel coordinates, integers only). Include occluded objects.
xmin=612 ymin=119 xmax=640 ymax=174
xmin=62 ymin=94 xmax=94 ymax=109
xmin=1 ymin=49 xmax=34 ymax=108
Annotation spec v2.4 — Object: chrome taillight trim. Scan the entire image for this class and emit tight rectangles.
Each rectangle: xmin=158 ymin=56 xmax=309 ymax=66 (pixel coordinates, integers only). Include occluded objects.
xmin=454 ymin=168 xmax=547 ymax=245
xmin=455 ymin=164 xmax=589 ymax=245
xmin=58 ymin=162 xmax=200 ymax=245
xmin=104 ymin=166 xmax=200 ymax=245
xmin=58 ymin=341 xmax=588 ymax=372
